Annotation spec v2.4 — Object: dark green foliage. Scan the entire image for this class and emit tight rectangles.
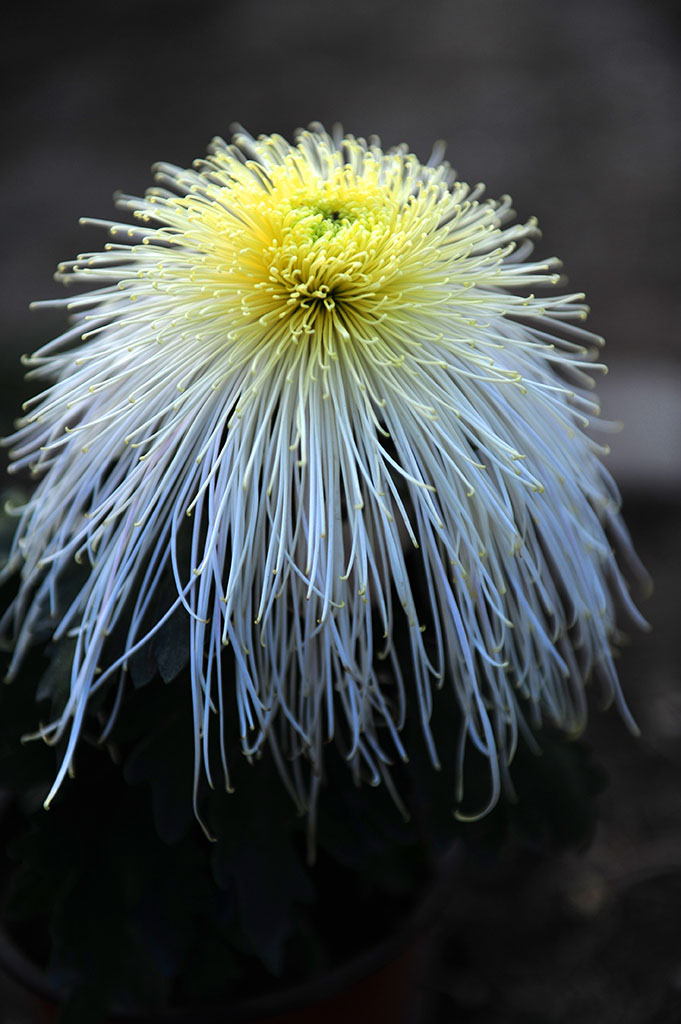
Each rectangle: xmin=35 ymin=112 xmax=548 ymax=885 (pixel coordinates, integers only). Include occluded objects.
xmin=123 ymin=699 xmax=196 ymax=844
xmin=0 ymin=540 xmax=605 ymax=1021
xmin=0 ymin=651 xmax=433 ymax=1022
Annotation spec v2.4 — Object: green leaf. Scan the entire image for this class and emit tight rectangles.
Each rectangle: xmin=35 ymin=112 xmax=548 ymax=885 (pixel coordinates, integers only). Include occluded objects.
xmin=123 ymin=703 xmax=195 ymax=844
xmin=209 ymin=773 xmax=314 ymax=976
xmin=152 ymin=606 xmax=190 ymax=684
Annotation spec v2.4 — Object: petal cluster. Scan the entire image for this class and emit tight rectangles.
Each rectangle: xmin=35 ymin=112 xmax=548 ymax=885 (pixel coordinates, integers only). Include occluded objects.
xmin=2 ymin=124 xmax=644 ymax=819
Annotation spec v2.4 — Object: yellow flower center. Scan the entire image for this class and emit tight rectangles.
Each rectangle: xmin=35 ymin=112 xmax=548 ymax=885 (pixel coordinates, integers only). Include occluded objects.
xmin=170 ymin=144 xmax=451 ymax=352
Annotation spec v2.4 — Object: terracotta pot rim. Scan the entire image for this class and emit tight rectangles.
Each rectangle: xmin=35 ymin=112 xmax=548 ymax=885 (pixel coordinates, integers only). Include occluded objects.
xmin=0 ymin=843 xmax=461 ymax=1022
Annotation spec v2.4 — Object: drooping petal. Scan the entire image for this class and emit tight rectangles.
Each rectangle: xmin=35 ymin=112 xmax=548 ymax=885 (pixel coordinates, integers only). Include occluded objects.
xmin=2 ymin=125 xmax=646 ymax=820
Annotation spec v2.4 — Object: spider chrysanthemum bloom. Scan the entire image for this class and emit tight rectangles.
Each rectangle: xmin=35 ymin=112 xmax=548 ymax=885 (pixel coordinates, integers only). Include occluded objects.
xmin=2 ymin=124 xmax=645 ymax=821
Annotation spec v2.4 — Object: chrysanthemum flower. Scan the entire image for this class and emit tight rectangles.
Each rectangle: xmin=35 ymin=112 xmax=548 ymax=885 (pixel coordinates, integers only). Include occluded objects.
xmin=2 ymin=124 xmax=645 ymax=822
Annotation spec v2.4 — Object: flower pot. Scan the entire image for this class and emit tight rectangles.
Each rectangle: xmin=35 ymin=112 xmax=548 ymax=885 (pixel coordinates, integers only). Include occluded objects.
xmin=0 ymin=843 xmax=459 ymax=1024
xmin=20 ymin=945 xmax=419 ymax=1024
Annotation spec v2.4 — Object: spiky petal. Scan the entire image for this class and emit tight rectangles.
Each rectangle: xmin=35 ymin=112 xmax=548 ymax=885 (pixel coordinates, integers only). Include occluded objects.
xmin=2 ymin=124 xmax=645 ymax=819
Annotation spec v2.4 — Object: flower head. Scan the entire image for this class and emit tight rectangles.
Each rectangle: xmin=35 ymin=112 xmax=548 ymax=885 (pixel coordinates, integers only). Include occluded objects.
xmin=3 ymin=124 xmax=645 ymax=821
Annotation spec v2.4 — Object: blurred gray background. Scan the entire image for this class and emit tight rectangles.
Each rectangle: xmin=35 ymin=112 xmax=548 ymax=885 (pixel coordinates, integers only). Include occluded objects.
xmin=3 ymin=0 xmax=680 ymax=493
xmin=1 ymin=1 xmax=680 ymax=1021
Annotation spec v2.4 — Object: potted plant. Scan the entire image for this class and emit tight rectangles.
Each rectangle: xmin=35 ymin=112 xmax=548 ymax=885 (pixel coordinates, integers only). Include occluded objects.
xmin=0 ymin=124 xmax=646 ymax=1023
